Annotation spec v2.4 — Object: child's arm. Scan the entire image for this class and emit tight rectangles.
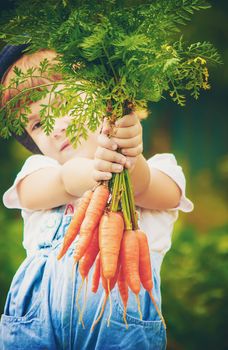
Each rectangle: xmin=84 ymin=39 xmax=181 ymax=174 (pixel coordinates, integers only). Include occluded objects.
xmin=17 ymin=113 xmax=180 ymax=211
xmin=129 ymin=154 xmax=181 ymax=210
xmin=17 ymin=158 xmax=97 ymax=211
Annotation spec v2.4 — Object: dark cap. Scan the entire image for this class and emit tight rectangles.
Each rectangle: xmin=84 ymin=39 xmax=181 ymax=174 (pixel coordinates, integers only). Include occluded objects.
xmin=0 ymin=44 xmax=42 ymax=154
xmin=0 ymin=44 xmax=30 ymax=81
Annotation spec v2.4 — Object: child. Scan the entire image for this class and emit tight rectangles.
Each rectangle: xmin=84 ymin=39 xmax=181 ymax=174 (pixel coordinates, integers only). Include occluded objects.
xmin=0 ymin=45 xmax=194 ymax=350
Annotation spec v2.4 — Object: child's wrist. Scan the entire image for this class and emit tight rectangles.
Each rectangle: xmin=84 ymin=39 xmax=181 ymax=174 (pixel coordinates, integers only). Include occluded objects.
xmin=128 ymin=154 xmax=151 ymax=197
xmin=126 ymin=154 xmax=140 ymax=174
xmin=61 ymin=157 xmax=97 ymax=197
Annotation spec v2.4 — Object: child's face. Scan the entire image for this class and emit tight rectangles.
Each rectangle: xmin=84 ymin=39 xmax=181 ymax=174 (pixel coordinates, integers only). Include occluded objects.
xmin=25 ymin=88 xmax=100 ymax=164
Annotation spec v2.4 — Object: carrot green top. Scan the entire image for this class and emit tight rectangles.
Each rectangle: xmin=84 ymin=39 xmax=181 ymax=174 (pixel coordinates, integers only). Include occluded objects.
xmin=0 ymin=0 xmax=221 ymax=146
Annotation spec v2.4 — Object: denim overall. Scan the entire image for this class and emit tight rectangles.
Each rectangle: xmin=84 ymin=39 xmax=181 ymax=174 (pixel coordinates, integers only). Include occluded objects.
xmin=0 ymin=205 xmax=167 ymax=350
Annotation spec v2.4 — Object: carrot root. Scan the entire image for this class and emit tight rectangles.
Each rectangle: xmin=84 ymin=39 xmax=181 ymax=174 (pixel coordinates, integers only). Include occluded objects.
xmin=76 ymin=278 xmax=85 ymax=327
xmin=123 ymin=307 xmax=128 ymax=329
xmin=148 ymin=290 xmax=166 ymax=329
xmin=107 ymin=279 xmax=112 ymax=327
xmin=78 ymin=277 xmax=88 ymax=328
xmin=135 ymin=293 xmax=142 ymax=320
xmin=71 ymin=260 xmax=77 ymax=280
xmin=90 ymin=294 xmax=108 ymax=333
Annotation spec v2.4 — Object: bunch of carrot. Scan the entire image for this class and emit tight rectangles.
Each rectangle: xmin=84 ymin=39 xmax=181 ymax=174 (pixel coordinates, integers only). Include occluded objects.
xmin=57 ymin=166 xmax=166 ymax=331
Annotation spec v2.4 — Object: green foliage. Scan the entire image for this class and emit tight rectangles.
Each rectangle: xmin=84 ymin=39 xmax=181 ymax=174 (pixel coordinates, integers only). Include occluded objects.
xmin=161 ymin=225 xmax=228 ymax=350
xmin=0 ymin=209 xmax=25 ymax=313
xmin=0 ymin=0 xmax=222 ymax=146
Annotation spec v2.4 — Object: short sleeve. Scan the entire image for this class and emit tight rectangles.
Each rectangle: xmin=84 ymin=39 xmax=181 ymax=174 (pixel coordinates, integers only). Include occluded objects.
xmin=2 ymin=155 xmax=61 ymax=210
xmin=147 ymin=153 xmax=194 ymax=213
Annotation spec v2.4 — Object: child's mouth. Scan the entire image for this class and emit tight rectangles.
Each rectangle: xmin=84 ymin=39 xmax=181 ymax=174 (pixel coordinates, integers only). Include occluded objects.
xmin=60 ymin=140 xmax=70 ymax=151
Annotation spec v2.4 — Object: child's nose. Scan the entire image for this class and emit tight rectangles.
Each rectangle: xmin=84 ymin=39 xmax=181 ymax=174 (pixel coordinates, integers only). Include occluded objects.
xmin=52 ymin=118 xmax=67 ymax=137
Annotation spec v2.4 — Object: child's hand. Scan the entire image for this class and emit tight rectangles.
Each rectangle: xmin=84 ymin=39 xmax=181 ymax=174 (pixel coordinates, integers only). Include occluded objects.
xmin=93 ymin=113 xmax=143 ymax=182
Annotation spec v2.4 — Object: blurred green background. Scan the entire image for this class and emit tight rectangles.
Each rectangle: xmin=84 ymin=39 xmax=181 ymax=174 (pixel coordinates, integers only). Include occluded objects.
xmin=0 ymin=1 xmax=227 ymax=349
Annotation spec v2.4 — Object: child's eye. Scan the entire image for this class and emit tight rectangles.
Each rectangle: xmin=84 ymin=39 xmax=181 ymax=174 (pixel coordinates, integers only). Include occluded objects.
xmin=32 ymin=122 xmax=41 ymax=131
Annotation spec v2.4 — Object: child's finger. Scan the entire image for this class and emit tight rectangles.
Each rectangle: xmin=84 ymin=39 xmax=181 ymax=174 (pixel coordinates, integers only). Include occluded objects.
xmin=121 ymin=144 xmax=143 ymax=157
xmin=95 ymin=147 xmax=127 ymax=165
xmin=111 ymin=134 xmax=141 ymax=149
xmin=115 ymin=113 xmax=138 ymax=128
xmin=113 ymin=123 xmax=142 ymax=139
xmin=94 ymin=159 xmax=124 ymax=174
xmin=97 ymin=133 xmax=118 ymax=151
xmin=93 ymin=170 xmax=112 ymax=182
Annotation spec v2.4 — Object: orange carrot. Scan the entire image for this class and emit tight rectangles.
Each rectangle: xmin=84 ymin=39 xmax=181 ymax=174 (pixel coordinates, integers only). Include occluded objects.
xmin=101 ymin=255 xmax=120 ymax=294
xmin=74 ymin=184 xmax=109 ymax=262
xmin=78 ymin=226 xmax=99 ymax=279
xmin=117 ymin=264 xmax=129 ymax=328
xmin=121 ymin=230 xmax=140 ymax=295
xmin=121 ymin=229 xmax=142 ymax=319
xmin=91 ymin=253 xmax=101 ymax=293
xmin=57 ymin=189 xmax=93 ymax=260
xmin=135 ymin=230 xmax=153 ymax=291
xmin=136 ymin=230 xmax=166 ymax=328
xmin=99 ymin=211 xmax=124 ymax=280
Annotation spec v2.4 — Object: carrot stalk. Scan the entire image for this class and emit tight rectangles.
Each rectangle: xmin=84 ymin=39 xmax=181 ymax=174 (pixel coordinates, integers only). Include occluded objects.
xmin=124 ymin=169 xmax=138 ymax=230
xmin=57 ymin=189 xmax=93 ymax=260
xmin=110 ymin=173 xmax=120 ymax=212
xmin=120 ymin=172 xmax=132 ymax=230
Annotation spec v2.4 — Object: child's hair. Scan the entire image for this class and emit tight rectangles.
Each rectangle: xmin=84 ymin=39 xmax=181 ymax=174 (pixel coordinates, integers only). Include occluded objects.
xmin=1 ymin=48 xmax=63 ymax=154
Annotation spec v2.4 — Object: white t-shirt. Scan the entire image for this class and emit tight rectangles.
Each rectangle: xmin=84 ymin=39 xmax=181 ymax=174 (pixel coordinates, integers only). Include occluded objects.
xmin=2 ymin=153 xmax=194 ymax=271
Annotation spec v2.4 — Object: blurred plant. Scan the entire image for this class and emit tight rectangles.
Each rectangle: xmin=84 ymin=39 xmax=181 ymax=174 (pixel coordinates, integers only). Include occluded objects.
xmin=161 ymin=224 xmax=228 ymax=350
xmin=0 ymin=209 xmax=25 ymax=313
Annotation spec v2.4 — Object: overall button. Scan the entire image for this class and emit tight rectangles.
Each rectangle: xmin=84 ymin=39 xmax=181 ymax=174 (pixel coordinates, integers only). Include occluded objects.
xmin=39 ymin=213 xmax=62 ymax=243
xmin=46 ymin=214 xmax=58 ymax=228
xmin=40 ymin=213 xmax=61 ymax=232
